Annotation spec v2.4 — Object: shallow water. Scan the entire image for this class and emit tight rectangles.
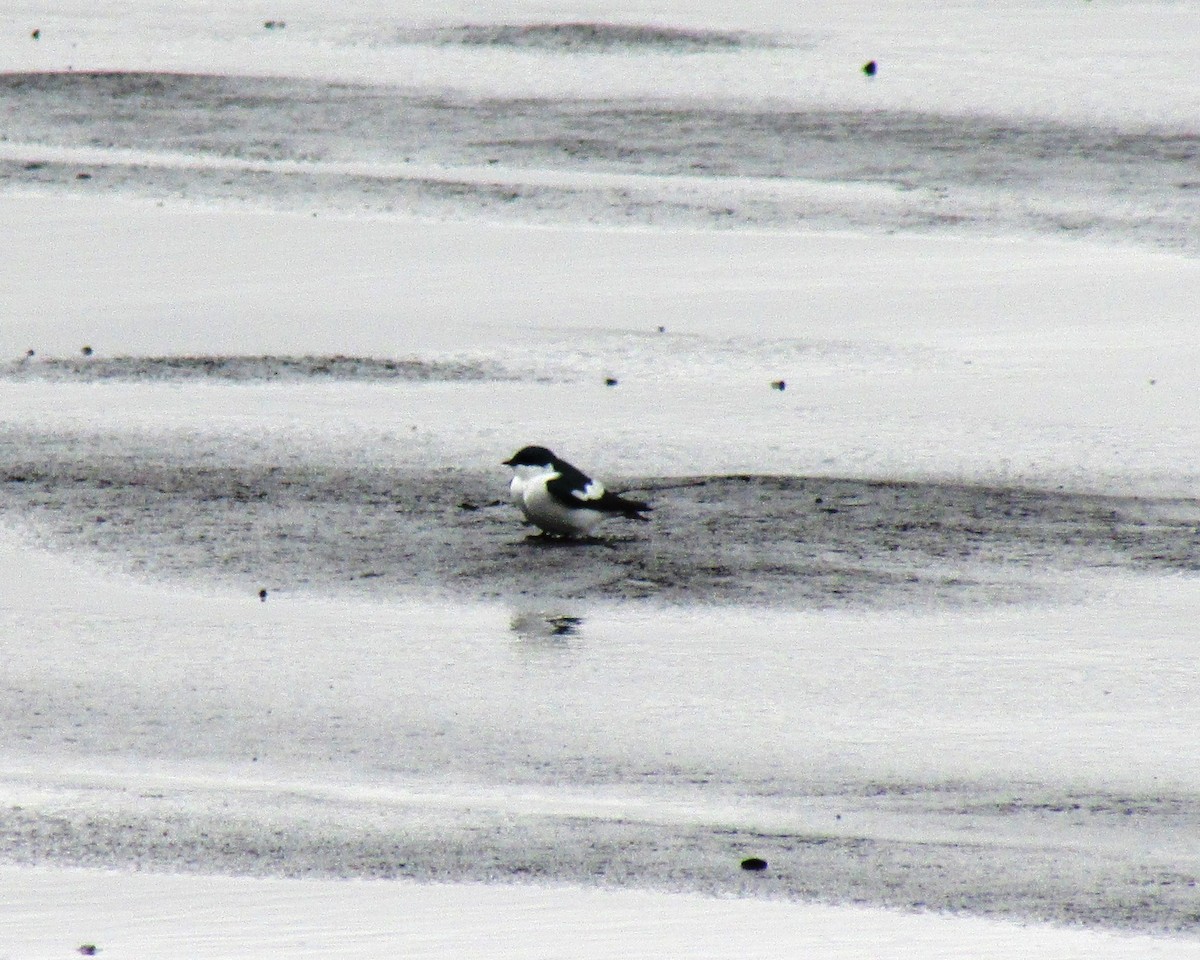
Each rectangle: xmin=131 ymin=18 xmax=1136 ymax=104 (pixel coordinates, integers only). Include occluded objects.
xmin=7 ymin=864 xmax=1197 ymax=960
xmin=3 ymin=553 xmax=1197 ymax=793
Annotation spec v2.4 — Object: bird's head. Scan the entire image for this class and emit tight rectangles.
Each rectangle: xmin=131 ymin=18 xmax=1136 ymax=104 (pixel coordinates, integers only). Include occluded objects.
xmin=503 ymin=446 xmax=557 ymax=469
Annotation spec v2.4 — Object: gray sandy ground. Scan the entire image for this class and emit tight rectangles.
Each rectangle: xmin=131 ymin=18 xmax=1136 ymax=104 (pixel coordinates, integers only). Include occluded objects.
xmin=0 ymin=354 xmax=527 ymax=383
xmin=2 ymin=71 xmax=1197 ymax=251
xmin=1 ymin=776 xmax=1198 ymax=935
xmin=3 ymin=427 xmax=1199 ymax=608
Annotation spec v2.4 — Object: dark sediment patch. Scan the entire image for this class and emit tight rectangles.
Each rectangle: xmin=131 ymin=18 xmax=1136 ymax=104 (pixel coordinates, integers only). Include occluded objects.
xmin=0 ymin=72 xmax=1196 ymax=251
xmin=391 ymin=23 xmax=777 ymax=52
xmin=2 ymin=428 xmax=1199 ymax=607
xmin=0 ymin=354 xmax=522 ymax=383
xmin=1 ymin=780 xmax=1197 ymax=935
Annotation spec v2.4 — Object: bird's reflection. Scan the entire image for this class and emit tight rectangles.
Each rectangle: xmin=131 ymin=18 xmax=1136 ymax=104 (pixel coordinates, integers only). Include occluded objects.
xmin=509 ymin=610 xmax=585 ymax=645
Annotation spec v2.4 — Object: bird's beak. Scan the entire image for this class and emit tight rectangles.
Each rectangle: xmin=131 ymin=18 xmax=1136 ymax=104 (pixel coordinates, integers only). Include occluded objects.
xmin=502 ymin=458 xmax=515 ymax=466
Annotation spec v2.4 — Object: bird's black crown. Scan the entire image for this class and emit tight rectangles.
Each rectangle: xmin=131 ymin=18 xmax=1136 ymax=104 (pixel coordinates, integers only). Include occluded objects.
xmin=503 ymin=446 xmax=557 ymax=467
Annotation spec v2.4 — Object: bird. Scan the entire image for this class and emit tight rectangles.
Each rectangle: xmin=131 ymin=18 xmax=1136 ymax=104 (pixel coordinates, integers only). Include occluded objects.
xmin=503 ymin=446 xmax=650 ymax=537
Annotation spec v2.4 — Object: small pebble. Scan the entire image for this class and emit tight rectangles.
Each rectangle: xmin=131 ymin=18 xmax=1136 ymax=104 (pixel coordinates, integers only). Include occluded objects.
xmin=604 ymin=377 xmax=619 ymax=387
xmin=770 ymin=380 xmax=786 ymax=391
xmin=740 ymin=857 xmax=768 ymax=871
xmin=258 ymin=589 xmax=268 ymax=602
xmin=862 ymin=60 xmax=877 ymax=76
xmin=77 ymin=947 xmax=98 ymax=957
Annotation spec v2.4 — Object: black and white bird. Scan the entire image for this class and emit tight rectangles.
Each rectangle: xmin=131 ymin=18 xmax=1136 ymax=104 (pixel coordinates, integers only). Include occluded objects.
xmin=503 ymin=446 xmax=650 ymax=537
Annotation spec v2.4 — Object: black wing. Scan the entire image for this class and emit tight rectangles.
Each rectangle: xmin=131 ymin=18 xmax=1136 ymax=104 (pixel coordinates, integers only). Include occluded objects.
xmin=547 ymin=465 xmax=651 ymax=520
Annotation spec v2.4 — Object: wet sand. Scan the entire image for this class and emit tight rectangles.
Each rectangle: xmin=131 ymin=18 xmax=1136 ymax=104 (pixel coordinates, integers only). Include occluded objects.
xmin=2 ymin=425 xmax=1199 ymax=609
xmin=3 ymin=72 xmax=1198 ymax=252
xmin=2 ymin=768 xmax=1198 ymax=935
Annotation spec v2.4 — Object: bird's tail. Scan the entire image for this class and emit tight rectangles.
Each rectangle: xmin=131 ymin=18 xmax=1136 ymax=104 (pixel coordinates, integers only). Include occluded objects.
xmin=620 ymin=498 xmax=652 ymax=521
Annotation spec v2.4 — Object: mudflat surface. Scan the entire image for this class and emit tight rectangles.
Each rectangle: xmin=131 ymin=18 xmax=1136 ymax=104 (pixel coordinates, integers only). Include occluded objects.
xmin=2 ymin=774 xmax=1198 ymax=935
xmin=3 ymin=427 xmax=1198 ymax=608
xmin=2 ymin=71 xmax=1198 ymax=251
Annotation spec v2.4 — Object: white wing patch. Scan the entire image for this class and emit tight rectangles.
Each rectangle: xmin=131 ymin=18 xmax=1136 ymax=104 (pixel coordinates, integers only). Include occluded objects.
xmin=574 ymin=480 xmax=606 ymax=501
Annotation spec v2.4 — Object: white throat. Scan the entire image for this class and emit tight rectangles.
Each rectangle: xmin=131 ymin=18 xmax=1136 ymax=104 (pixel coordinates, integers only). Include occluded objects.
xmin=512 ymin=462 xmax=556 ymax=482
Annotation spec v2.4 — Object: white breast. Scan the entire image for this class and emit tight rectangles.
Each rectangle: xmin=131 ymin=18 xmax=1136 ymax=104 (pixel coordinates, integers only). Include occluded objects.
xmin=520 ymin=474 xmax=603 ymax=537
xmin=508 ymin=473 xmax=527 ymax=509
